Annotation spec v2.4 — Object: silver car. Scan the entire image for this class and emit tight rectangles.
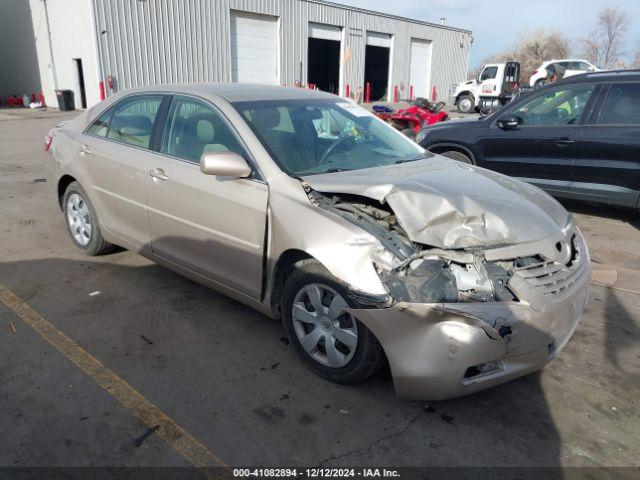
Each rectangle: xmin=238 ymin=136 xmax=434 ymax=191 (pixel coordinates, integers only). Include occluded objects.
xmin=46 ymin=84 xmax=590 ymax=400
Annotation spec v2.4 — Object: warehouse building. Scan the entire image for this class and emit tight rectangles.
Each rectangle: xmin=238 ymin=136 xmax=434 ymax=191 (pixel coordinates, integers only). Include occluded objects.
xmin=27 ymin=0 xmax=472 ymax=109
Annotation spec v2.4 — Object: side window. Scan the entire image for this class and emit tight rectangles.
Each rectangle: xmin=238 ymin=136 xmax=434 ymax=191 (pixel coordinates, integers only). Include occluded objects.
xmin=161 ymin=96 xmax=248 ymax=163
xmin=106 ymin=96 xmax=162 ymax=149
xmin=86 ymin=109 xmax=113 ymax=137
xmin=480 ymin=66 xmax=498 ymax=81
xmin=599 ymin=83 xmax=640 ymax=125
xmin=511 ymin=84 xmax=596 ymax=126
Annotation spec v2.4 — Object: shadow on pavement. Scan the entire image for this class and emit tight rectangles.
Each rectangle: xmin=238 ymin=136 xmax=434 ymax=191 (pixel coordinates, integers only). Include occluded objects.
xmin=559 ymin=199 xmax=640 ymax=230
xmin=0 ymin=253 xmax=564 ymax=472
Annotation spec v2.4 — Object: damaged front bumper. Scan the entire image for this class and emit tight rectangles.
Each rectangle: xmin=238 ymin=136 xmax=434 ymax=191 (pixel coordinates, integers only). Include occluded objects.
xmin=350 ymin=259 xmax=590 ymax=401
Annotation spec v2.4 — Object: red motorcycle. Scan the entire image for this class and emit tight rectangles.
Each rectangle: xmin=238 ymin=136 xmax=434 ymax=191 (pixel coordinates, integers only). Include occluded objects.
xmin=373 ymin=98 xmax=448 ymax=139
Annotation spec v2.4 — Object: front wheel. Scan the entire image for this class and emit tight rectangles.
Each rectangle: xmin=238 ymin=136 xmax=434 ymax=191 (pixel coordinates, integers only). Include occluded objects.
xmin=282 ymin=260 xmax=385 ymax=384
xmin=63 ymin=181 xmax=114 ymax=256
xmin=456 ymin=94 xmax=475 ymax=114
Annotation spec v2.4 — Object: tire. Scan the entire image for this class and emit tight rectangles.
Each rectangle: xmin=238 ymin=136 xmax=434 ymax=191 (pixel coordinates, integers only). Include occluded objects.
xmin=534 ymin=79 xmax=546 ymax=89
xmin=456 ymin=94 xmax=475 ymax=114
xmin=437 ymin=150 xmax=472 ymax=164
xmin=401 ymin=128 xmax=417 ymax=140
xmin=282 ymin=260 xmax=385 ymax=385
xmin=62 ymin=181 xmax=114 ymax=256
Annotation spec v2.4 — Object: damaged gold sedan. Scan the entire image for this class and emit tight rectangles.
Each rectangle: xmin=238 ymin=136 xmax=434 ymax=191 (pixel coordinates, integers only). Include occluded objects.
xmin=46 ymin=84 xmax=590 ymax=400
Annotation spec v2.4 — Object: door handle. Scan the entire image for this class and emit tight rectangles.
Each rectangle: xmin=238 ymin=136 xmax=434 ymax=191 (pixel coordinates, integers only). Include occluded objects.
xmin=149 ymin=168 xmax=169 ymax=181
xmin=555 ymin=137 xmax=575 ymax=147
xmin=79 ymin=144 xmax=92 ymax=155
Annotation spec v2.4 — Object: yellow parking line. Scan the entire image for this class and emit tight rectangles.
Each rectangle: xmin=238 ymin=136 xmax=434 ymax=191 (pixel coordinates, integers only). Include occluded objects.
xmin=0 ymin=283 xmax=226 ymax=477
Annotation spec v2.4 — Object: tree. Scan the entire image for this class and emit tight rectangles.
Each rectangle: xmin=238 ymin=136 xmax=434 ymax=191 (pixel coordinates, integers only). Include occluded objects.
xmin=632 ymin=45 xmax=640 ymax=68
xmin=471 ymin=30 xmax=570 ymax=80
xmin=580 ymin=7 xmax=630 ymax=67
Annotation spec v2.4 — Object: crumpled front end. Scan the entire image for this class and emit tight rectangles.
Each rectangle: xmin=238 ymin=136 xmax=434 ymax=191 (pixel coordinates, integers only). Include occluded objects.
xmin=300 ymin=171 xmax=590 ymax=400
xmin=352 ymin=226 xmax=590 ymax=400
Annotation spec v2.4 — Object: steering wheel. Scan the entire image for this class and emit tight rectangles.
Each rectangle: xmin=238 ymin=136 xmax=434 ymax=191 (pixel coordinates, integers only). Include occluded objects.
xmin=319 ymin=136 xmax=355 ymax=164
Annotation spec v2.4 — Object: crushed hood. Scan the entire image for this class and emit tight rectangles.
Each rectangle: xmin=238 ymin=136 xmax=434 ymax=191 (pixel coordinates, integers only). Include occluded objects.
xmin=302 ymin=156 xmax=570 ymax=250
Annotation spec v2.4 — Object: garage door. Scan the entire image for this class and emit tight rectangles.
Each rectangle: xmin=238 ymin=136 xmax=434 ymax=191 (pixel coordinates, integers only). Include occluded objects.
xmin=230 ymin=11 xmax=278 ymax=84
xmin=409 ymin=38 xmax=432 ymax=98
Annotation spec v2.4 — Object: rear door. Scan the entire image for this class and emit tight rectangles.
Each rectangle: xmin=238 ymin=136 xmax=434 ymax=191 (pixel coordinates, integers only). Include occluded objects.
xmin=80 ymin=94 xmax=164 ymax=250
xmin=146 ymin=94 xmax=268 ymax=299
xmin=570 ymin=81 xmax=640 ymax=207
xmin=477 ymin=82 xmax=597 ymax=196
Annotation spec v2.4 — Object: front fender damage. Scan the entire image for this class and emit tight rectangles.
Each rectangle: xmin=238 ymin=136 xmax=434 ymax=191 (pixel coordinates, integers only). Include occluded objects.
xmin=300 ymin=184 xmax=589 ymax=400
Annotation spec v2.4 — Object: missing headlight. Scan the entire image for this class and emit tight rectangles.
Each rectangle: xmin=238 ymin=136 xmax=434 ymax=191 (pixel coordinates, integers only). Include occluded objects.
xmin=382 ymin=253 xmax=517 ymax=304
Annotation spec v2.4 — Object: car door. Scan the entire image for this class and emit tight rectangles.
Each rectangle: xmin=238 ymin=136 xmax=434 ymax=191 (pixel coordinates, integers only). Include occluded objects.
xmin=476 ymin=82 xmax=598 ymax=196
xmin=478 ymin=65 xmax=500 ymax=97
xmin=146 ymin=94 xmax=268 ymax=299
xmin=570 ymin=81 xmax=640 ymax=207
xmin=80 ymin=94 xmax=164 ymax=250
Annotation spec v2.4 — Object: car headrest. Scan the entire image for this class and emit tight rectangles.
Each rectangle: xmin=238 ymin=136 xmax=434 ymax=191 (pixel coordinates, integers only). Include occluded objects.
xmin=182 ymin=113 xmax=217 ymax=143
xmin=196 ymin=118 xmax=215 ymax=143
xmin=251 ymin=107 xmax=281 ymax=129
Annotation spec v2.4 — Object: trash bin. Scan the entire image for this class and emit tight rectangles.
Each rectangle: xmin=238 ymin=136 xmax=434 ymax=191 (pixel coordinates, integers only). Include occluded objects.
xmin=56 ymin=90 xmax=75 ymax=111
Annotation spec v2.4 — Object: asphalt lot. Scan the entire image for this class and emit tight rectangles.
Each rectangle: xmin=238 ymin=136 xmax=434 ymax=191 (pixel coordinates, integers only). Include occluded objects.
xmin=1 ymin=108 xmax=639 ymax=476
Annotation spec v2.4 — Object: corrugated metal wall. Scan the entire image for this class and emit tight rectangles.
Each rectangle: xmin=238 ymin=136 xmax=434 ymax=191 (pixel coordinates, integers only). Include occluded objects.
xmin=93 ymin=0 xmax=471 ymax=101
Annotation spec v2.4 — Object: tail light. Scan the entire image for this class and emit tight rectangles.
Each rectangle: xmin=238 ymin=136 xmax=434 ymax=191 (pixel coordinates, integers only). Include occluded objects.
xmin=531 ymin=70 xmax=538 ymax=76
xmin=44 ymin=134 xmax=53 ymax=152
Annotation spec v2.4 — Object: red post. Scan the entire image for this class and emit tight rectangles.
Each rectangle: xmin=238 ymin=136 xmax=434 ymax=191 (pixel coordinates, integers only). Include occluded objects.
xmin=99 ymin=81 xmax=106 ymax=100
xmin=393 ymin=85 xmax=399 ymax=103
xmin=409 ymin=85 xmax=414 ymax=101
xmin=365 ymin=82 xmax=371 ymax=103
xmin=431 ymin=85 xmax=437 ymax=101
xmin=345 ymin=84 xmax=350 ymax=98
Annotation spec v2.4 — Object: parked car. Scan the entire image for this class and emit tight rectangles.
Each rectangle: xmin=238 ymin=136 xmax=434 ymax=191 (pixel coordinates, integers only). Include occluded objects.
xmin=530 ymin=59 xmax=601 ymax=88
xmin=418 ymin=70 xmax=640 ymax=211
xmin=46 ymin=84 xmax=589 ymax=400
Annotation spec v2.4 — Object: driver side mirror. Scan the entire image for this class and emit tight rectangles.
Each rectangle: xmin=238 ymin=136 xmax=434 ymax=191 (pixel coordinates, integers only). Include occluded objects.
xmin=200 ymin=151 xmax=252 ymax=178
xmin=497 ymin=115 xmax=522 ymax=130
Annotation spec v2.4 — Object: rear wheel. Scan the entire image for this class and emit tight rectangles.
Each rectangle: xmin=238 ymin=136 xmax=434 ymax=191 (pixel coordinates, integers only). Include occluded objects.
xmin=63 ymin=181 xmax=114 ymax=256
xmin=534 ymin=79 xmax=546 ymax=88
xmin=437 ymin=150 xmax=472 ymax=164
xmin=282 ymin=260 xmax=385 ymax=384
xmin=456 ymin=94 xmax=475 ymax=114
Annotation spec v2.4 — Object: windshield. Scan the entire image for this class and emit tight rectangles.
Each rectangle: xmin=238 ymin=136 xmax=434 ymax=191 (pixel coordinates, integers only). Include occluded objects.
xmin=233 ymin=99 xmax=427 ymax=176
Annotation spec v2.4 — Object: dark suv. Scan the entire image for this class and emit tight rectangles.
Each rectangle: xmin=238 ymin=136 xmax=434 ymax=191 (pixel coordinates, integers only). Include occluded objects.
xmin=418 ymin=70 xmax=640 ymax=210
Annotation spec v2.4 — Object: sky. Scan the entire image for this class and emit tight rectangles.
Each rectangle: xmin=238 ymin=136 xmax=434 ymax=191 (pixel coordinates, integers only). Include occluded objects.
xmin=338 ymin=0 xmax=640 ymax=67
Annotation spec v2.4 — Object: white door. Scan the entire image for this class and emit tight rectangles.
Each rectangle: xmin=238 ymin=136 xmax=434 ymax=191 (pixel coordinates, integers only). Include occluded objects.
xmin=409 ymin=39 xmax=432 ymax=98
xmin=230 ymin=11 xmax=278 ymax=84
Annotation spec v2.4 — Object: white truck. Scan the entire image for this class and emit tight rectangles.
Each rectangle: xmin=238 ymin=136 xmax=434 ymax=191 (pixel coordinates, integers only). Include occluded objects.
xmin=452 ymin=62 xmax=520 ymax=114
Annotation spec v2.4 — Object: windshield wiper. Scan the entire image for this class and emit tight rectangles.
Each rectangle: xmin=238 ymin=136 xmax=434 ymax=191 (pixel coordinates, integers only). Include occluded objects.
xmin=395 ymin=155 xmax=427 ymax=165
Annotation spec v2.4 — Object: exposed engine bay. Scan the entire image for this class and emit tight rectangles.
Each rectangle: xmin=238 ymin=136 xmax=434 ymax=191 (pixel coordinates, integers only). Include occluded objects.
xmin=305 ymin=187 xmax=580 ymax=306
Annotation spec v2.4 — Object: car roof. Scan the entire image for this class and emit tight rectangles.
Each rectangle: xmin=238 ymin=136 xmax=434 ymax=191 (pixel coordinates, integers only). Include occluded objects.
xmin=555 ymin=69 xmax=640 ymax=84
xmin=545 ymin=59 xmax=592 ymax=63
xmin=116 ymin=83 xmax=340 ymax=102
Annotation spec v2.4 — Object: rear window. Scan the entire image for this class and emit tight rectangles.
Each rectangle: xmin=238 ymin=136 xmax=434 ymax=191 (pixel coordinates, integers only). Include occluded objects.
xmin=86 ymin=95 xmax=162 ymax=149
xmin=599 ymin=83 xmax=640 ymax=125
